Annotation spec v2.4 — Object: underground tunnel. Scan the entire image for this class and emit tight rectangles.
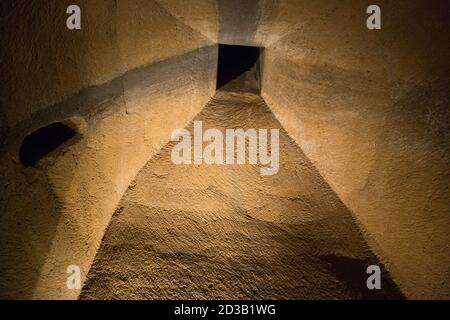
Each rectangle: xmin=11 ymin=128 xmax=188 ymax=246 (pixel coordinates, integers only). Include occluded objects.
xmin=0 ymin=0 xmax=449 ymax=302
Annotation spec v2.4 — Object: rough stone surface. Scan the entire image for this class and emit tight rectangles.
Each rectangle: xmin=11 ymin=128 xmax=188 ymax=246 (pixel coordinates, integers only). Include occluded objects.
xmin=0 ymin=0 xmax=449 ymax=300
xmin=261 ymin=0 xmax=450 ymax=299
xmin=218 ymin=0 xmax=263 ymax=46
xmin=0 ymin=43 xmax=217 ymax=299
xmin=156 ymin=0 xmax=219 ymax=42
xmin=0 ymin=0 xmax=212 ymax=129
xmin=81 ymin=91 xmax=403 ymax=300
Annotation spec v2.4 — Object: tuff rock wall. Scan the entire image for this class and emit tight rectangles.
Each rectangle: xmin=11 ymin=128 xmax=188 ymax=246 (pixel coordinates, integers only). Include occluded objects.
xmin=0 ymin=0 xmax=449 ymax=300
xmin=0 ymin=0 xmax=217 ymax=299
xmin=258 ymin=0 xmax=450 ymax=299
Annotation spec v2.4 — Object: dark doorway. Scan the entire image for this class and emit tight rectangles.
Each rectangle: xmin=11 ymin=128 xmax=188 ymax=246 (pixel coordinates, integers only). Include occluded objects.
xmin=20 ymin=122 xmax=78 ymax=167
xmin=216 ymin=44 xmax=262 ymax=92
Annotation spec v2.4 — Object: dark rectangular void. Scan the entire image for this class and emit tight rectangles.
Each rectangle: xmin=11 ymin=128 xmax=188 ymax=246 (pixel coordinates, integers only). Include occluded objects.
xmin=19 ymin=122 xmax=78 ymax=167
xmin=216 ymin=44 xmax=262 ymax=93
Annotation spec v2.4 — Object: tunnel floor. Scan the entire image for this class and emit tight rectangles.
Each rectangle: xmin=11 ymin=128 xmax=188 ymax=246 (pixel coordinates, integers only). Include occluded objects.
xmin=80 ymin=91 xmax=403 ymax=300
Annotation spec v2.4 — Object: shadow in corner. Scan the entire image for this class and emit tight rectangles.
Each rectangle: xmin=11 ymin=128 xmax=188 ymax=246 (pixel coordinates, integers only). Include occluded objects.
xmin=216 ymin=44 xmax=263 ymax=94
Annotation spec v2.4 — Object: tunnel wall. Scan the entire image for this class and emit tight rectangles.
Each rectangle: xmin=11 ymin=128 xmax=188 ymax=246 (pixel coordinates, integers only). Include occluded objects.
xmin=1 ymin=0 xmax=449 ymax=300
xmin=0 ymin=0 xmax=217 ymax=299
xmin=260 ymin=0 xmax=450 ymax=299
xmin=0 ymin=0 xmax=213 ymax=131
xmin=156 ymin=0 xmax=219 ymax=42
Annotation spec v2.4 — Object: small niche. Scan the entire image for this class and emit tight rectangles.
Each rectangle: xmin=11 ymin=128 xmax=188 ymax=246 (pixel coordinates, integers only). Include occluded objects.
xmin=19 ymin=122 xmax=78 ymax=167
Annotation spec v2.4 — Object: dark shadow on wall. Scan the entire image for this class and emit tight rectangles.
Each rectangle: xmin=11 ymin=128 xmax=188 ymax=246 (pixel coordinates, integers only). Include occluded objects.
xmin=80 ymin=92 xmax=405 ymax=300
xmin=217 ymin=0 xmax=263 ymax=45
xmin=0 ymin=110 xmax=7 ymax=149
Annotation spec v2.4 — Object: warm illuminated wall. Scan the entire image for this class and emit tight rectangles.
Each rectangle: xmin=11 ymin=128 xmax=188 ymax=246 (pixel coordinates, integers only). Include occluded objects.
xmin=0 ymin=0 xmax=449 ymax=300
xmin=214 ymin=0 xmax=450 ymax=297
xmin=0 ymin=0 xmax=217 ymax=299
xmin=259 ymin=0 xmax=450 ymax=299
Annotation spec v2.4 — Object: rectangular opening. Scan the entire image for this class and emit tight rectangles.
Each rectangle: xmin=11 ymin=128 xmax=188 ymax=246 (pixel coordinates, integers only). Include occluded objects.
xmin=216 ymin=44 xmax=262 ymax=93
